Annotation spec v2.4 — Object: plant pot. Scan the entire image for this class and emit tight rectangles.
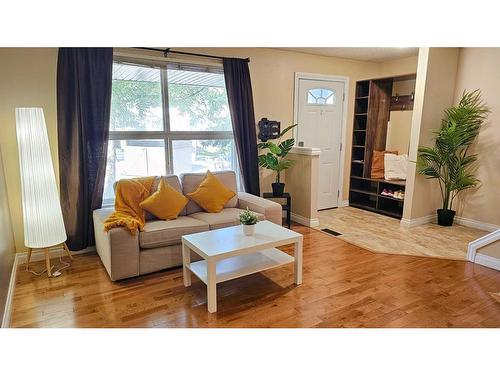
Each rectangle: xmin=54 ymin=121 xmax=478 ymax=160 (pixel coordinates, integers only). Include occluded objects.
xmin=242 ymin=224 xmax=256 ymax=236
xmin=437 ymin=209 xmax=456 ymax=226
xmin=272 ymin=182 xmax=285 ymax=196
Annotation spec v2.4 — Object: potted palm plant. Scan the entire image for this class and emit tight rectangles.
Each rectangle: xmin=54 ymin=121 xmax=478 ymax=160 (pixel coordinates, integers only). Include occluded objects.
xmin=417 ymin=90 xmax=489 ymax=226
xmin=257 ymin=124 xmax=298 ymax=196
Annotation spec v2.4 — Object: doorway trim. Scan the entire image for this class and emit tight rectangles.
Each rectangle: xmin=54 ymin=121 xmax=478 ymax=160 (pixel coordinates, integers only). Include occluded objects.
xmin=293 ymin=72 xmax=350 ymax=208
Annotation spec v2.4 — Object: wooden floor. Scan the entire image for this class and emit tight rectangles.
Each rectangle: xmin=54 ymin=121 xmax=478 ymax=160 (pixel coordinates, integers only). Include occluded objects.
xmin=318 ymin=207 xmax=487 ymax=260
xmin=10 ymin=224 xmax=500 ymax=328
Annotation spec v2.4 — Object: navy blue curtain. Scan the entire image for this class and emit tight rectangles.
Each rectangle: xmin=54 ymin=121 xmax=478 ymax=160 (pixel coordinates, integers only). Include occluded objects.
xmin=223 ymin=58 xmax=260 ymax=196
xmin=57 ymin=48 xmax=113 ymax=250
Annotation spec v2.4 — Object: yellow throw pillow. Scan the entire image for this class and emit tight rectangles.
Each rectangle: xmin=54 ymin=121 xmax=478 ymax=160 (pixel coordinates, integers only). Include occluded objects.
xmin=139 ymin=178 xmax=188 ymax=220
xmin=187 ymin=171 xmax=236 ymax=213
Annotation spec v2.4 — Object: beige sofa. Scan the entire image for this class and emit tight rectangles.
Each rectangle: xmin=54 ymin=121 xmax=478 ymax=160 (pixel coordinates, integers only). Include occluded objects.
xmin=93 ymin=171 xmax=282 ymax=281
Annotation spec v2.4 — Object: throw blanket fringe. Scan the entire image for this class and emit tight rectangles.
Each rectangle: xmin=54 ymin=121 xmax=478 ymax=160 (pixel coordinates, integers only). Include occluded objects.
xmin=104 ymin=177 xmax=155 ymax=235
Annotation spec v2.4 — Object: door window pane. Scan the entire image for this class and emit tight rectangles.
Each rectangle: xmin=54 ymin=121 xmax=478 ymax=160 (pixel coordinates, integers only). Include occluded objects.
xmin=103 ymin=139 xmax=166 ymax=202
xmin=307 ymin=87 xmax=336 ymax=105
xmin=110 ymin=63 xmax=164 ymax=131
xmin=167 ymin=69 xmax=232 ymax=131
xmin=172 ymin=139 xmax=236 ymax=175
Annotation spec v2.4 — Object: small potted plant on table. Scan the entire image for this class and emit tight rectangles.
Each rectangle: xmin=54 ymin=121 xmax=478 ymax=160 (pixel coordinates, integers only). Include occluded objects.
xmin=239 ymin=208 xmax=258 ymax=236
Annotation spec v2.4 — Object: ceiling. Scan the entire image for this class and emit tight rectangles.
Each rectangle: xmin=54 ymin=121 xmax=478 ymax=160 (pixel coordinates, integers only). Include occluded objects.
xmin=277 ymin=47 xmax=419 ymax=62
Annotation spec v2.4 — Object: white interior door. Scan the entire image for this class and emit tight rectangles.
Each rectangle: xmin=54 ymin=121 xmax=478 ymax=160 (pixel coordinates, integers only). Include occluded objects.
xmin=296 ymin=78 xmax=345 ymax=210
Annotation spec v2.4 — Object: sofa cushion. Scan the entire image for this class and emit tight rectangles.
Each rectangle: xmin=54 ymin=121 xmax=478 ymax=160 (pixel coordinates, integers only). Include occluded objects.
xmin=189 ymin=208 xmax=265 ymax=230
xmin=140 ymin=178 xmax=188 ymax=220
xmin=145 ymin=175 xmax=186 ymax=220
xmin=139 ymin=216 xmax=209 ymax=249
xmin=181 ymin=171 xmax=238 ymax=215
xmin=119 ymin=175 xmax=183 ymax=221
xmin=370 ymin=150 xmax=398 ymax=179
xmin=186 ymin=171 xmax=236 ymax=213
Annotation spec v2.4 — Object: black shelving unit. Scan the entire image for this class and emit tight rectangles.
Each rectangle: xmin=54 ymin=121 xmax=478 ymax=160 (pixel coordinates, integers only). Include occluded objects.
xmin=348 ymin=78 xmax=409 ymax=219
xmin=349 ymin=176 xmax=405 ymax=219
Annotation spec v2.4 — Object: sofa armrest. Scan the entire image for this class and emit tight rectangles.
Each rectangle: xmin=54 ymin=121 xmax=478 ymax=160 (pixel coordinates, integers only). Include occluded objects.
xmin=237 ymin=192 xmax=282 ymax=226
xmin=93 ymin=207 xmax=140 ymax=281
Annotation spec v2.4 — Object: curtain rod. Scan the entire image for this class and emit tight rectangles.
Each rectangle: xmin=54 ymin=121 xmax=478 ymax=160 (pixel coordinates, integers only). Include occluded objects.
xmin=134 ymin=47 xmax=250 ymax=63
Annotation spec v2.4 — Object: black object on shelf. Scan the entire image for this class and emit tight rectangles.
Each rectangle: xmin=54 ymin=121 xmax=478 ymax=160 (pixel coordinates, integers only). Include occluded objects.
xmin=262 ymin=192 xmax=291 ymax=229
xmin=258 ymin=118 xmax=280 ymax=141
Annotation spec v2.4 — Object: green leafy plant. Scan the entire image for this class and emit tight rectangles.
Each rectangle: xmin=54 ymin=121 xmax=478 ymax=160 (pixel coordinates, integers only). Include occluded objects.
xmin=417 ymin=90 xmax=489 ymax=211
xmin=239 ymin=208 xmax=258 ymax=225
xmin=257 ymin=124 xmax=298 ymax=183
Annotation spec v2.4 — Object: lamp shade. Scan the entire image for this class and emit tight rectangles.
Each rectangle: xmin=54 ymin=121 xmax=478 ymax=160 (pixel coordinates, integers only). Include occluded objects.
xmin=16 ymin=108 xmax=67 ymax=248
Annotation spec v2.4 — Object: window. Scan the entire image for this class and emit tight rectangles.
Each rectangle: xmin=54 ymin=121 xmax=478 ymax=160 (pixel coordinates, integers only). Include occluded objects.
xmin=307 ymin=87 xmax=336 ymax=105
xmin=103 ymin=60 xmax=237 ymax=204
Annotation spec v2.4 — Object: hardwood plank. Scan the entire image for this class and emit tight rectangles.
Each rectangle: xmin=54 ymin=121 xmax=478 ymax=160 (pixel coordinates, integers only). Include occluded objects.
xmin=10 ymin=224 xmax=500 ymax=328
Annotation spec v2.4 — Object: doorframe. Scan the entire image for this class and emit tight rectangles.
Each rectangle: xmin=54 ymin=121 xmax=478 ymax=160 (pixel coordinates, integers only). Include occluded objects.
xmin=293 ymin=72 xmax=350 ymax=208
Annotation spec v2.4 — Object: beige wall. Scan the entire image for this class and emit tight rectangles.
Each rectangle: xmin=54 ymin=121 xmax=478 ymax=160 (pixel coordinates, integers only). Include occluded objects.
xmin=403 ymin=48 xmax=460 ymax=220
xmin=0 ymin=48 xmax=59 ymax=253
xmin=174 ymin=48 xmax=417 ymax=198
xmin=403 ymin=47 xmax=500 ymax=227
xmin=392 ymin=79 xmax=416 ymax=96
xmin=0 ymin=47 xmax=417 ymax=252
xmin=386 ymin=79 xmax=414 ymax=154
xmin=379 ymin=55 xmax=419 ymax=77
xmin=453 ymin=48 xmax=500 ymax=226
xmin=386 ymin=111 xmax=412 ymax=155
xmin=477 ymin=240 xmax=500 ymax=259
xmin=285 ymin=151 xmax=319 ymax=221
xmin=0 ymin=149 xmax=15 ymax=324
xmin=174 ymin=48 xmax=382 ymax=195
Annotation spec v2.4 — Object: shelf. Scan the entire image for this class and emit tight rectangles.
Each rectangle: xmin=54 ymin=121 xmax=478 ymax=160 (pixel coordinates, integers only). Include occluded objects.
xmin=349 ymin=77 xmax=408 ymax=221
xmin=350 ymin=175 xmax=406 ymax=187
xmin=376 ymin=208 xmax=403 ymax=219
xmin=378 ymin=179 xmax=406 ymax=187
xmin=350 ymin=202 xmax=402 ymax=219
xmin=187 ymin=248 xmax=294 ymax=284
xmin=356 ymin=81 xmax=370 ymax=98
xmin=350 ymin=188 xmax=377 ymax=197
xmin=379 ymin=194 xmax=404 ymax=202
xmin=350 ymin=202 xmax=378 ymax=212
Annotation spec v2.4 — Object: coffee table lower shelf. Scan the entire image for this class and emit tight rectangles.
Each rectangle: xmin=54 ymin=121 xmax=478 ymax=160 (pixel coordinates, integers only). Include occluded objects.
xmin=186 ymin=248 xmax=294 ymax=284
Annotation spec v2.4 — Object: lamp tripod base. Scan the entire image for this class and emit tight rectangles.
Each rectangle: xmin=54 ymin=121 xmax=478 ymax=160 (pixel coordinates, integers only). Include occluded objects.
xmin=26 ymin=243 xmax=72 ymax=278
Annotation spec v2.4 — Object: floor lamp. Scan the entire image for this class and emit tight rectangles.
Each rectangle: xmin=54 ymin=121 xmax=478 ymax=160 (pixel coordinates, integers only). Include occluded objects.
xmin=16 ymin=107 xmax=72 ymax=277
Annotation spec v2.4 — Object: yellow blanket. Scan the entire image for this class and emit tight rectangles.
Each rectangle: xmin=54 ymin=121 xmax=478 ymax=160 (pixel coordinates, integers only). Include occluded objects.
xmin=103 ymin=176 xmax=155 ymax=235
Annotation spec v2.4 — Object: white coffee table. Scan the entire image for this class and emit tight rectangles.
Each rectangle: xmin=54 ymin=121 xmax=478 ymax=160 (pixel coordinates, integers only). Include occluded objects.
xmin=181 ymin=220 xmax=303 ymax=313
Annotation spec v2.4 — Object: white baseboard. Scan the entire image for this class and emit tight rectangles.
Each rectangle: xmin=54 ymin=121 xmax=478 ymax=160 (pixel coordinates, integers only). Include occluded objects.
xmin=291 ymin=213 xmax=320 ymax=227
xmin=467 ymin=229 xmax=500 ymax=261
xmin=1 ymin=255 xmax=19 ymax=328
xmin=400 ymin=213 xmax=499 ymax=233
xmin=400 ymin=214 xmax=435 ymax=228
xmin=473 ymin=253 xmax=500 ymax=271
xmin=340 ymin=200 xmax=349 ymax=208
xmin=16 ymin=246 xmax=95 ymax=265
xmin=455 ymin=216 xmax=500 ymax=232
